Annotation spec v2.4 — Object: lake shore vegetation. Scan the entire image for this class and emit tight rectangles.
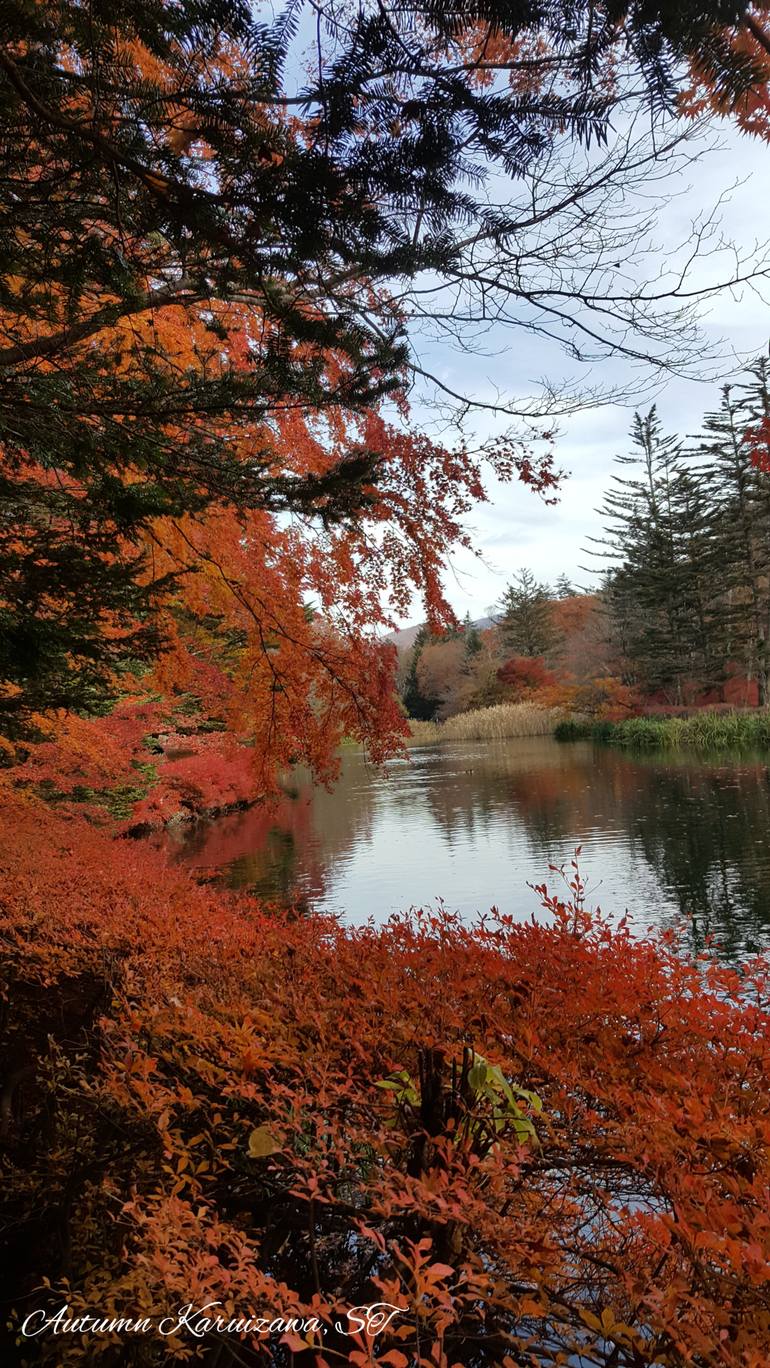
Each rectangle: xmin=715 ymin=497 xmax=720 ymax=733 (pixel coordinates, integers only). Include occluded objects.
xmin=4 ymin=795 xmax=770 ymax=1366
xmin=556 ymin=710 xmax=770 ymax=750
xmin=408 ymin=701 xmax=563 ymax=744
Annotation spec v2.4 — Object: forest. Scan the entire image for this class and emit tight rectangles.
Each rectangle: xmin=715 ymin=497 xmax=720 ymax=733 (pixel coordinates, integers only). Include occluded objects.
xmin=3 ymin=1 xmax=770 ymax=1365
xmin=400 ymin=357 xmax=770 ymax=726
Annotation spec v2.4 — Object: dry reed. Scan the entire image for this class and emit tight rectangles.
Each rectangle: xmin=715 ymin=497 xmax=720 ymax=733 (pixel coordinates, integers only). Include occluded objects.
xmin=407 ymin=701 xmax=561 ymax=744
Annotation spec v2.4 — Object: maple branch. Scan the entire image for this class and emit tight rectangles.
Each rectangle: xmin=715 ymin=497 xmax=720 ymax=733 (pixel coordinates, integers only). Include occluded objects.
xmin=0 ymin=52 xmax=192 ymax=199
xmin=744 ymin=11 xmax=770 ymax=57
xmin=0 ymin=279 xmax=199 ymax=368
xmin=0 ymin=51 xmax=240 ymax=248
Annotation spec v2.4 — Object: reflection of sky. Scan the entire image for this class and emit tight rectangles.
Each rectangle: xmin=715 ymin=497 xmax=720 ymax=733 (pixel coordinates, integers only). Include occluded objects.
xmin=175 ymin=739 xmax=770 ymax=957
xmin=292 ymin=756 xmax=677 ymax=929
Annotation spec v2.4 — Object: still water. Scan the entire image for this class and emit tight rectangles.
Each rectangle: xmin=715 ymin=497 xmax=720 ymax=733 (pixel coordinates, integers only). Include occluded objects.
xmin=167 ymin=737 xmax=770 ymax=958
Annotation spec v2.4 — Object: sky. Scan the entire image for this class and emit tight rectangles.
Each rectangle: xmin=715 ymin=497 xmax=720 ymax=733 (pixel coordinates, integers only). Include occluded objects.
xmin=398 ymin=121 xmax=770 ymax=623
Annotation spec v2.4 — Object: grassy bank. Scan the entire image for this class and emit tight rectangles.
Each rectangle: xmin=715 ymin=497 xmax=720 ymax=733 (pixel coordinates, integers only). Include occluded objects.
xmin=408 ymin=700 xmax=561 ymax=744
xmin=555 ymin=709 xmax=770 ymax=750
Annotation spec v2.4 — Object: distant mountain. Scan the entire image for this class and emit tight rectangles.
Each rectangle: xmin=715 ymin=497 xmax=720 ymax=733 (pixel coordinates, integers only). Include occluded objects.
xmin=387 ymin=616 xmax=494 ymax=652
xmin=387 ymin=622 xmax=423 ymax=651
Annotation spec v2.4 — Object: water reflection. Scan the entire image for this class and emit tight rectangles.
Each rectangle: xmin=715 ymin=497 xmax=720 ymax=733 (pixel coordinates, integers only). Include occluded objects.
xmin=164 ymin=738 xmax=770 ymax=957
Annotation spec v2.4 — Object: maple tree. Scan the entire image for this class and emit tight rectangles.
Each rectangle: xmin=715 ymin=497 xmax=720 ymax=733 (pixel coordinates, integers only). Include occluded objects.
xmin=3 ymin=0 xmax=768 ymax=774
xmin=683 ymin=4 xmax=770 ymax=136
xmin=496 ymin=655 xmax=559 ymax=699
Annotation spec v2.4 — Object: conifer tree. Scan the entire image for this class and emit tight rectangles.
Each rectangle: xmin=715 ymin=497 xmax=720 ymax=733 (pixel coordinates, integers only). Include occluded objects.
xmin=690 ymin=366 xmax=770 ymax=705
xmin=591 ymin=408 xmax=723 ymax=700
xmin=496 ymin=570 xmax=557 ymax=659
xmin=401 ymin=627 xmax=440 ymax=722
xmin=462 ymin=613 xmax=483 ymax=673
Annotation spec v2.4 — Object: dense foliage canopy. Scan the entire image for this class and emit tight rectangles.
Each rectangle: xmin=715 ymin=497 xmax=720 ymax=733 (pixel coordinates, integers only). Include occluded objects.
xmin=2 ymin=0 xmax=769 ymax=767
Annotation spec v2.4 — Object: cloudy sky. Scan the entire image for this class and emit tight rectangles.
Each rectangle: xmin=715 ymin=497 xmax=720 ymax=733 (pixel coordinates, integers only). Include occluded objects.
xmin=399 ymin=120 xmax=770 ymax=623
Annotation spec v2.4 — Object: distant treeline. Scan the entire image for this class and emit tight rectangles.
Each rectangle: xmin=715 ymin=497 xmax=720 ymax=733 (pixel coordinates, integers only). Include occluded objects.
xmin=397 ymin=574 xmax=606 ymax=723
xmin=400 ymin=353 xmax=770 ymax=723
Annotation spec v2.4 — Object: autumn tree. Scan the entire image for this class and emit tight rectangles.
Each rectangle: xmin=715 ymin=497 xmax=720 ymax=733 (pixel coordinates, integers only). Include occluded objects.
xmin=415 ymin=637 xmax=467 ymax=721
xmin=401 ymin=627 xmax=441 ymax=722
xmin=2 ymin=0 xmax=768 ymax=764
xmin=497 ymin=654 xmax=558 ymax=699
xmin=683 ymin=2 xmax=770 ymax=137
xmin=550 ymin=593 xmax=610 ymax=681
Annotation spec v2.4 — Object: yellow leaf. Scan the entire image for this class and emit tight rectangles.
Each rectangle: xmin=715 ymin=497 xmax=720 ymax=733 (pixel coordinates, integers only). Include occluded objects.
xmin=247 ymin=1125 xmax=279 ymax=1158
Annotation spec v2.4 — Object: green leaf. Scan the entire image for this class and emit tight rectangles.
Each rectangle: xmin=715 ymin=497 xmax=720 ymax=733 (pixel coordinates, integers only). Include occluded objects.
xmin=467 ymin=1060 xmax=488 ymax=1091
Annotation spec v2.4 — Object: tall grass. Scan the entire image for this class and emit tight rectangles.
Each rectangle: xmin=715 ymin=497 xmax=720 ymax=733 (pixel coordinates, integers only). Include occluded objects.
xmin=555 ymin=710 xmax=770 ymax=750
xmin=408 ymin=701 xmax=561 ymax=744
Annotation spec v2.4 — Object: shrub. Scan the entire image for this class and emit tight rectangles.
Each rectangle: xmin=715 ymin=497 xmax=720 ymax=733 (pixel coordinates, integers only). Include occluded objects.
xmin=496 ymin=655 xmax=558 ymax=699
xmin=2 ymin=797 xmax=770 ymax=1365
xmin=539 ymin=676 xmax=644 ymax=722
xmin=553 ymin=717 xmax=591 ymax=741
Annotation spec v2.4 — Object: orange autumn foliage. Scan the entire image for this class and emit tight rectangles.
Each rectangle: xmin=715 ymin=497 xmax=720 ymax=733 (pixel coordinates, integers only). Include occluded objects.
xmin=538 ymin=676 xmax=645 ymax=721
xmin=682 ymin=7 xmax=770 ymax=138
xmin=496 ymin=655 xmax=558 ymax=699
xmin=0 ymin=10 xmax=562 ymax=789
xmin=2 ymin=281 xmax=558 ymax=801
xmin=2 ymin=795 xmax=770 ymax=1366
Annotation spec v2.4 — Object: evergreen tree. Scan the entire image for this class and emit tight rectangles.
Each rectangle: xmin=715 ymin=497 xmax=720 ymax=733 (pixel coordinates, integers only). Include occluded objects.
xmin=401 ymin=627 xmax=440 ymax=721
xmin=496 ymin=570 xmax=557 ymax=659
xmin=590 ymin=408 xmax=724 ymax=700
xmin=555 ymin=574 xmax=575 ymax=599
xmin=689 ymin=365 xmax=770 ymax=706
xmin=462 ymin=613 xmax=483 ymax=673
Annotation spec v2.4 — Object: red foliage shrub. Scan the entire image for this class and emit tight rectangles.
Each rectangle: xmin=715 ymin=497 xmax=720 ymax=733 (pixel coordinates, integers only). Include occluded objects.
xmin=2 ymin=799 xmax=770 ymax=1366
xmin=496 ymin=655 xmax=557 ymax=699
xmin=7 ymin=698 xmax=269 ymax=829
xmin=722 ymin=670 xmax=760 ymax=708
xmin=128 ymin=734 xmax=264 ymax=831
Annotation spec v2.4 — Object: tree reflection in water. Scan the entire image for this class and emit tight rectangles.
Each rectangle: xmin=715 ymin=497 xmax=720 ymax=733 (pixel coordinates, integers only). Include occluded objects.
xmin=165 ymin=738 xmax=770 ymax=959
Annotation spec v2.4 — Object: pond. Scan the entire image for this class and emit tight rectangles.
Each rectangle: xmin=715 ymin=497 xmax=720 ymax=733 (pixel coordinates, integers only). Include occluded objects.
xmin=165 ymin=736 xmax=770 ymax=958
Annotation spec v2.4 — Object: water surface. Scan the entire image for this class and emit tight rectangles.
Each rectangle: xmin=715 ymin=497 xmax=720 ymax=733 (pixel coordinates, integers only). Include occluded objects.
xmin=166 ymin=737 xmax=770 ymax=957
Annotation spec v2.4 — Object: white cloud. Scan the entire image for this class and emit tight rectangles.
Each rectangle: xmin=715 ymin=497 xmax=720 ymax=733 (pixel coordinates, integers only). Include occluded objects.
xmin=398 ymin=121 xmax=770 ymax=622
